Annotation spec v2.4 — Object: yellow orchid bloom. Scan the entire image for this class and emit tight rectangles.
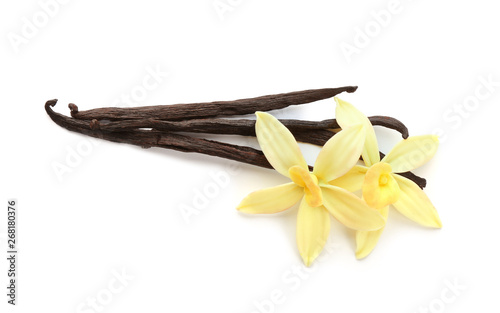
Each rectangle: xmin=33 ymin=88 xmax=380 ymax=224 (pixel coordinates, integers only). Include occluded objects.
xmin=237 ymin=112 xmax=386 ymax=266
xmin=331 ymin=98 xmax=442 ymax=260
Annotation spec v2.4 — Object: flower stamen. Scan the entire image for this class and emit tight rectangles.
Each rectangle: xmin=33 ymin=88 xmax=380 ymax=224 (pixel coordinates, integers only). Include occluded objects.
xmin=379 ymin=174 xmax=390 ymax=186
xmin=289 ymin=166 xmax=323 ymax=207
xmin=363 ymin=162 xmax=400 ymax=209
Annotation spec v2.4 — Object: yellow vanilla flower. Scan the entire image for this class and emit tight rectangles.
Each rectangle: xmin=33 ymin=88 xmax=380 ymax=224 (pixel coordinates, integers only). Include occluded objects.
xmin=237 ymin=112 xmax=386 ymax=266
xmin=331 ymin=98 xmax=442 ymax=259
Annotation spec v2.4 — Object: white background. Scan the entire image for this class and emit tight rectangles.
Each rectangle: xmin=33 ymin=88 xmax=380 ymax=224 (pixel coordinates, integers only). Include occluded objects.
xmin=1 ymin=0 xmax=499 ymax=312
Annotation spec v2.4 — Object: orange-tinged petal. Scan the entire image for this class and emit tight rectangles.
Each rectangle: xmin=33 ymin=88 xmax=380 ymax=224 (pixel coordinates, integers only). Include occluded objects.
xmin=255 ymin=112 xmax=308 ymax=177
xmin=296 ymin=198 xmax=330 ymax=267
xmin=237 ymin=183 xmax=303 ymax=214
xmin=392 ymin=174 xmax=442 ymax=228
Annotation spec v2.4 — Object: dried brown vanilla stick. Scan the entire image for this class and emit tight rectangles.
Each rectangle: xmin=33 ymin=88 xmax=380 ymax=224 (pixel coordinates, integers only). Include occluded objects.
xmin=87 ymin=115 xmax=409 ymax=139
xmin=69 ymin=86 xmax=357 ymax=121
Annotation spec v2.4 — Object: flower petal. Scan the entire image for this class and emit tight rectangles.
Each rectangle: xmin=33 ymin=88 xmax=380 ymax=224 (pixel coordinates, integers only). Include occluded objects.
xmin=382 ymin=135 xmax=439 ymax=173
xmin=392 ymin=174 xmax=442 ymax=228
xmin=362 ymin=163 xmax=401 ymax=209
xmin=313 ymin=124 xmax=366 ymax=182
xmin=329 ymin=165 xmax=368 ymax=192
xmin=255 ymin=112 xmax=308 ymax=177
xmin=355 ymin=207 xmax=389 ymax=259
xmin=321 ymin=185 xmax=385 ymax=231
xmin=296 ymin=198 xmax=330 ymax=267
xmin=335 ymin=97 xmax=380 ymax=166
xmin=237 ymin=182 xmax=303 ymax=214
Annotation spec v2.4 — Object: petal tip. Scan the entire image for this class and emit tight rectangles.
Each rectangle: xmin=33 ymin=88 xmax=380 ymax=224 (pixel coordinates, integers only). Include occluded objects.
xmin=235 ymin=204 xmax=248 ymax=213
xmin=365 ymin=212 xmax=387 ymax=231
xmin=301 ymin=255 xmax=314 ymax=267
xmin=255 ymin=111 xmax=268 ymax=119
xmin=355 ymin=250 xmax=369 ymax=260
xmin=432 ymin=135 xmax=440 ymax=144
xmin=334 ymin=97 xmax=349 ymax=107
xmin=433 ymin=217 xmax=443 ymax=228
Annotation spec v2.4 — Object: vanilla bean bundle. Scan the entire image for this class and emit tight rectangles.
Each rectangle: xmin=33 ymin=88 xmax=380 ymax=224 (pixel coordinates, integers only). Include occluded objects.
xmin=45 ymin=87 xmax=427 ymax=188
